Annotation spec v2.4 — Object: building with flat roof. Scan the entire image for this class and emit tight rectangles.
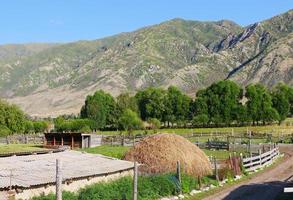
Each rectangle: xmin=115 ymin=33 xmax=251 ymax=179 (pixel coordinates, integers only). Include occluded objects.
xmin=0 ymin=151 xmax=134 ymax=199
xmin=44 ymin=132 xmax=102 ymax=149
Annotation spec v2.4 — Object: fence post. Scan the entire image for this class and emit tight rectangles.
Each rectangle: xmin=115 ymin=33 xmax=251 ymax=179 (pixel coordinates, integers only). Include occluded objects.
xmin=176 ymin=160 xmax=182 ymax=194
xmin=133 ymin=161 xmax=138 ymax=200
xmin=240 ymin=153 xmax=243 ymax=166
xmin=258 ymin=149 xmax=262 ymax=167
xmin=213 ymin=156 xmax=219 ymax=182
xmin=133 ymin=135 xmax=136 ymax=146
xmin=56 ymin=159 xmax=62 ymax=200
xmin=249 ymin=131 xmax=252 ymax=157
xmin=122 ymin=135 xmax=125 ymax=146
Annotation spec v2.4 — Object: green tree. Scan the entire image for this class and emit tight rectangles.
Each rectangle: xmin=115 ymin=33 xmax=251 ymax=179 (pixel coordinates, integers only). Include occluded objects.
xmin=232 ymin=104 xmax=248 ymax=125
xmin=147 ymin=118 xmax=161 ymax=132
xmin=135 ymin=88 xmax=167 ymax=121
xmin=33 ymin=121 xmax=49 ymax=133
xmin=81 ymin=90 xmax=118 ymax=129
xmin=24 ymin=120 xmax=34 ymax=134
xmin=272 ymin=83 xmax=291 ymax=123
xmin=118 ymin=109 xmax=142 ymax=134
xmin=246 ymin=84 xmax=279 ymax=125
xmin=195 ymin=80 xmax=242 ymax=126
xmin=164 ymin=86 xmax=191 ymax=126
xmin=0 ymin=100 xmax=26 ymax=133
xmin=116 ymin=93 xmax=139 ymax=114
xmin=192 ymin=114 xmax=209 ymax=127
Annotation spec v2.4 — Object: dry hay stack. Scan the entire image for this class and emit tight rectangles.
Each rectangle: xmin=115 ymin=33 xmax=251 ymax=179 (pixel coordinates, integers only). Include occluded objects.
xmin=124 ymin=133 xmax=212 ymax=177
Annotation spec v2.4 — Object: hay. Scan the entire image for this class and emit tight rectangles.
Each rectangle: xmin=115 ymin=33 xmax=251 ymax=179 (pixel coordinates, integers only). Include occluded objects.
xmin=124 ymin=133 xmax=212 ymax=177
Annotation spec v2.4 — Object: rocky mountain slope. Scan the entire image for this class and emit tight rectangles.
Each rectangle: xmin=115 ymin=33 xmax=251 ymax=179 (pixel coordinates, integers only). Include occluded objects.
xmin=0 ymin=10 xmax=292 ymax=117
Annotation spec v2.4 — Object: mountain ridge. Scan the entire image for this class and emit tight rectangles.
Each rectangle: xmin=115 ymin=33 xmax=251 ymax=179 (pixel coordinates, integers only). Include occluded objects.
xmin=0 ymin=9 xmax=292 ymax=117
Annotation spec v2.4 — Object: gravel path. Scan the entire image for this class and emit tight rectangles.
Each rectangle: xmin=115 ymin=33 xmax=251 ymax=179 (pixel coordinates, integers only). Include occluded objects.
xmin=203 ymin=144 xmax=293 ymax=200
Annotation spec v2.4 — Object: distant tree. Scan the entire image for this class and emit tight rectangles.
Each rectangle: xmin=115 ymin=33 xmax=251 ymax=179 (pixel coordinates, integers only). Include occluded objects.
xmin=192 ymin=114 xmax=209 ymax=127
xmin=246 ymin=84 xmax=279 ymax=125
xmin=272 ymin=83 xmax=291 ymax=124
xmin=33 ymin=121 xmax=49 ymax=133
xmin=164 ymin=86 xmax=191 ymax=126
xmin=118 ymin=109 xmax=142 ymax=134
xmin=191 ymin=96 xmax=208 ymax=117
xmin=232 ymin=104 xmax=248 ymax=125
xmin=246 ymin=84 xmax=264 ymax=125
xmin=0 ymin=100 xmax=26 ymax=133
xmin=54 ymin=117 xmax=95 ymax=132
xmin=263 ymin=107 xmax=280 ymax=124
xmin=135 ymin=88 xmax=167 ymax=121
xmin=147 ymin=118 xmax=161 ymax=132
xmin=0 ymin=125 xmax=11 ymax=137
xmin=80 ymin=90 xmax=118 ymax=129
xmin=195 ymin=80 xmax=242 ymax=126
xmin=116 ymin=93 xmax=139 ymax=114
xmin=24 ymin=120 xmax=34 ymax=134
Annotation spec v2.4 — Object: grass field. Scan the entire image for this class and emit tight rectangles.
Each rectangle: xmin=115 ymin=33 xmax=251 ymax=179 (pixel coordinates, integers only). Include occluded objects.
xmin=80 ymin=145 xmax=130 ymax=159
xmin=98 ymin=124 xmax=293 ymax=137
xmin=80 ymin=145 xmax=236 ymax=160
xmin=0 ymin=144 xmax=44 ymax=154
xmin=202 ymin=149 xmax=233 ymax=160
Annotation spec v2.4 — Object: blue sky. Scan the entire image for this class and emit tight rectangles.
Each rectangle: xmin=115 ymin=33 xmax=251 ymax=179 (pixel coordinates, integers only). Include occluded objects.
xmin=0 ymin=0 xmax=292 ymax=44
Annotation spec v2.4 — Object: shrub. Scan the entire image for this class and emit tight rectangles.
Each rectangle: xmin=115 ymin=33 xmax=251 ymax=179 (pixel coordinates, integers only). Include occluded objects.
xmin=147 ymin=118 xmax=161 ymax=130
xmin=181 ymin=174 xmax=198 ymax=193
xmin=31 ymin=174 xmax=214 ymax=200
xmin=0 ymin=125 xmax=11 ymax=137
xmin=218 ymin=167 xmax=234 ymax=181
xmin=31 ymin=191 xmax=77 ymax=200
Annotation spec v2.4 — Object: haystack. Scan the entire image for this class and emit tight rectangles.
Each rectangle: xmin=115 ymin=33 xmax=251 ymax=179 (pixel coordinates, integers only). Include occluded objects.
xmin=124 ymin=133 xmax=212 ymax=177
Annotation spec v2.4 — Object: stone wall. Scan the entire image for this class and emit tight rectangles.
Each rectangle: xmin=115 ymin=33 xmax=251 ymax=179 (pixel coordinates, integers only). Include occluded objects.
xmin=0 ymin=134 xmax=45 ymax=144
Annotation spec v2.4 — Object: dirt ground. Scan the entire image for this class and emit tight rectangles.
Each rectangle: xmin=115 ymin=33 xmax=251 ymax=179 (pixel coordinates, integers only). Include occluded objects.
xmin=203 ymin=144 xmax=293 ymax=200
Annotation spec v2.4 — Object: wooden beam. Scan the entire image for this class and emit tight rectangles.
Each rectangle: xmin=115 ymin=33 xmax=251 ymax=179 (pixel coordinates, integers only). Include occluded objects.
xmin=53 ymin=136 xmax=56 ymax=146
xmin=71 ymin=135 xmax=74 ymax=149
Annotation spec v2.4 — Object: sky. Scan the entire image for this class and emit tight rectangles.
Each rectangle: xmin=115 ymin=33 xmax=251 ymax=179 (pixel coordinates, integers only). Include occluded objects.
xmin=0 ymin=0 xmax=292 ymax=44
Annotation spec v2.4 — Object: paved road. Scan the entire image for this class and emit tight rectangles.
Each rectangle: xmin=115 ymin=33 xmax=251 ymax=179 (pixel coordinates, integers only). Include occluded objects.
xmin=203 ymin=144 xmax=293 ymax=200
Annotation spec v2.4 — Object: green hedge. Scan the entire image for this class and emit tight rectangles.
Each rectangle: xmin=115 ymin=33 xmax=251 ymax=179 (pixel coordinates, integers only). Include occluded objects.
xmin=32 ymin=174 xmax=217 ymax=200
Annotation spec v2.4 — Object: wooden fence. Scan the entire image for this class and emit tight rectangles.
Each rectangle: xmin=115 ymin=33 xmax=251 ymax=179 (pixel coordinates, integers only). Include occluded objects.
xmin=242 ymin=146 xmax=279 ymax=172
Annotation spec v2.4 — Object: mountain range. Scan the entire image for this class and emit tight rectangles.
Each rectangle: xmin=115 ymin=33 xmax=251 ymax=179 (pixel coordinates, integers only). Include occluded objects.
xmin=0 ymin=9 xmax=292 ymax=117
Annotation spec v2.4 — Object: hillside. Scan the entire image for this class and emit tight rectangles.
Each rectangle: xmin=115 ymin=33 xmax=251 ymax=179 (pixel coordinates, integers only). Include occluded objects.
xmin=0 ymin=10 xmax=292 ymax=117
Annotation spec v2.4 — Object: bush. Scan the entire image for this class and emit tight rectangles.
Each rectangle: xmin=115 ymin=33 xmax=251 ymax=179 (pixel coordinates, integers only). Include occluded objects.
xmin=0 ymin=125 xmax=11 ymax=137
xmin=181 ymin=174 xmax=198 ymax=193
xmin=147 ymin=118 xmax=161 ymax=130
xmin=31 ymin=174 xmax=214 ymax=200
xmin=218 ymin=167 xmax=234 ymax=181
xmin=31 ymin=191 xmax=77 ymax=200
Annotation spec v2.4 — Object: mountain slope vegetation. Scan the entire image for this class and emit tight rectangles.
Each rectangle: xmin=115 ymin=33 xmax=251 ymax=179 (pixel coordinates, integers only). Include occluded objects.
xmin=0 ymin=10 xmax=292 ymax=117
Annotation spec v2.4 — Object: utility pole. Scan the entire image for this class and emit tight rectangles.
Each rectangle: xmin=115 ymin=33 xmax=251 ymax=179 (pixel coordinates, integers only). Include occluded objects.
xmin=133 ymin=161 xmax=138 ymax=200
xmin=56 ymin=159 xmax=62 ymax=200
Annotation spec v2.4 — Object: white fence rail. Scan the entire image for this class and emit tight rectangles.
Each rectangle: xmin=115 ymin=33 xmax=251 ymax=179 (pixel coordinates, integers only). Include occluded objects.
xmin=242 ymin=147 xmax=279 ymax=172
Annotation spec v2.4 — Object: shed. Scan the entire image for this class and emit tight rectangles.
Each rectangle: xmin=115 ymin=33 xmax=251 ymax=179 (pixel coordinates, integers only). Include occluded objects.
xmin=44 ymin=132 xmax=102 ymax=149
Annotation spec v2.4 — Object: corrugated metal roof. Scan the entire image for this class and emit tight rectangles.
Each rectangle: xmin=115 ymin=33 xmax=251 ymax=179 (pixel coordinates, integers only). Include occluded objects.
xmin=0 ymin=151 xmax=134 ymax=189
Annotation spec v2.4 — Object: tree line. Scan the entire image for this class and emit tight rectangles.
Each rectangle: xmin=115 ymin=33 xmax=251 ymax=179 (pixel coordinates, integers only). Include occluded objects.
xmin=0 ymin=100 xmax=49 ymax=136
xmin=57 ymin=80 xmax=292 ymax=132
xmin=1 ymin=80 xmax=292 ymax=135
